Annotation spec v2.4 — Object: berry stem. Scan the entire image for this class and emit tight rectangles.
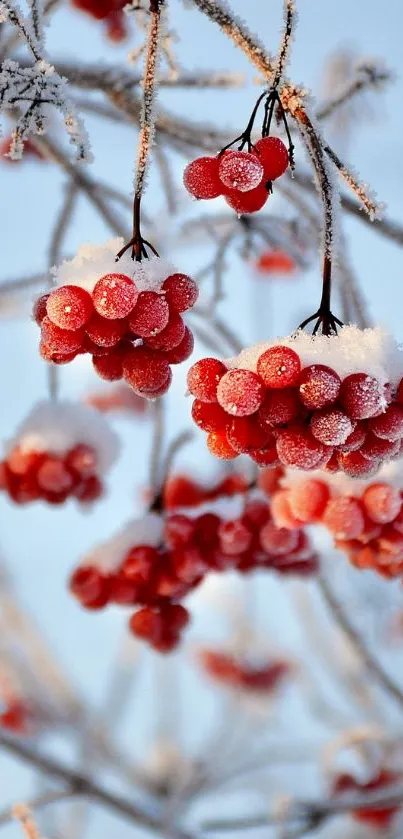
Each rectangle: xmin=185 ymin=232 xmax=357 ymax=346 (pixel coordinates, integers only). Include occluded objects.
xmin=219 ymin=90 xmax=268 ymax=155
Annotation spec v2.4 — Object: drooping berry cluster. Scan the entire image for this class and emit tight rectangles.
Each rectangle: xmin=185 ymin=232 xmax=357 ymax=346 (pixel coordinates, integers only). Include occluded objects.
xmin=0 ymin=401 xmax=119 ymax=507
xmin=198 ymin=649 xmax=291 ymax=695
xmin=69 ymin=479 xmax=318 ymax=653
xmin=71 ymin=0 xmax=128 ymax=41
xmin=183 ymin=137 xmax=289 ymax=215
xmin=34 ymin=241 xmax=197 ymax=397
xmin=271 ymin=461 xmax=403 ymax=580
xmin=332 ymin=770 xmax=402 ymax=829
xmin=188 ymin=327 xmax=403 ymax=475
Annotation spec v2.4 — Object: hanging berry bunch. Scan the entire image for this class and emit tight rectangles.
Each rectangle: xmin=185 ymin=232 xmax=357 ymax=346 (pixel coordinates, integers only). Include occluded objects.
xmin=0 ymin=401 xmax=119 ymax=506
xmin=69 ymin=474 xmax=318 ymax=653
xmin=34 ymin=239 xmax=197 ymax=397
xmin=188 ymin=326 xmax=403 ymax=475
xmin=183 ymin=88 xmax=293 ymax=215
xmin=71 ymin=0 xmax=128 ymax=42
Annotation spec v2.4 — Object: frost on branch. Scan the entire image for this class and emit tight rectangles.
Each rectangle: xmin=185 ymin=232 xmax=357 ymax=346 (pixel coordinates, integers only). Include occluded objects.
xmin=0 ymin=59 xmax=91 ymax=161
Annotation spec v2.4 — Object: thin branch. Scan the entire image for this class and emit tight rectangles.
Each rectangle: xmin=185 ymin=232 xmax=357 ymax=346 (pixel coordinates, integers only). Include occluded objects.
xmin=323 ymin=143 xmax=384 ymax=221
xmin=0 ymin=0 xmax=42 ymax=60
xmin=134 ymin=0 xmax=162 ymax=202
xmin=27 ymin=0 xmax=43 ymax=44
xmin=0 ymin=790 xmax=72 ymax=828
xmin=317 ymin=63 xmax=392 ymax=121
xmin=48 ymin=181 xmax=78 ymax=269
xmin=317 ymin=572 xmax=403 ymax=710
xmin=272 ymin=0 xmax=296 ymax=90
xmin=149 ymin=397 xmax=165 ymax=498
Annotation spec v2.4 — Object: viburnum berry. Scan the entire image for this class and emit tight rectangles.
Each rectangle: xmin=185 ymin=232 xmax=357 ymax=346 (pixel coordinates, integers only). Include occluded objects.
xmin=163 ymin=475 xmax=205 ymax=509
xmin=361 ymin=433 xmax=400 ymax=461
xmin=73 ymin=475 xmax=103 ymax=503
xmin=299 ymin=365 xmax=341 ymax=410
xmin=92 ymin=346 xmax=126 ymax=381
xmin=362 ymin=483 xmax=402 ymax=524
xmin=162 ymin=274 xmax=199 ymax=312
xmin=183 ymin=156 xmax=223 ymax=199
xmin=206 ymin=431 xmax=238 ymax=460
xmin=340 ymin=373 xmax=386 ymax=420
xmin=145 ymin=312 xmax=185 ymax=351
xmin=338 ymin=450 xmax=380 ymax=478
xmin=46 ymin=285 xmax=93 ymax=330
xmin=332 ymin=770 xmax=401 ymax=829
xmin=65 ymin=444 xmax=97 ymax=478
xmin=145 ymin=369 xmax=173 ymax=398
xmin=217 ymin=369 xmax=265 ymax=416
xmin=164 ymin=514 xmax=195 ymax=549
xmin=191 ymin=399 xmax=228 ymax=433
xmin=288 ymin=479 xmax=330 ymax=523
xmin=187 ymin=358 xmax=228 ymax=402
xmin=123 ymin=346 xmax=170 ymax=393
xmin=163 ymin=327 xmax=194 ymax=364
xmin=250 ymin=444 xmax=280 ymax=467
xmin=276 ymin=427 xmax=328 ymax=469
xmin=253 ymin=137 xmax=289 ymax=181
xmin=40 ymin=342 xmax=79 ymax=364
xmin=258 ymin=388 xmax=300 ymax=429
xmin=257 ymin=346 xmax=301 ymax=389
xmin=323 ymin=497 xmax=365 ymax=539
xmin=224 ymin=184 xmax=269 ymax=214
xmin=271 ymin=490 xmax=302 ymax=529
xmin=227 ymin=415 xmax=271 ymax=452
xmin=219 ymin=519 xmax=252 ymax=555
xmin=36 ymin=457 xmax=74 ymax=495
xmin=69 ymin=566 xmax=111 ymax=609
xmin=92 ymin=273 xmax=138 ymax=319
xmin=310 ymin=408 xmax=354 ymax=446
xmin=260 ymin=521 xmax=299 ymax=555
xmin=369 ymin=404 xmax=403 ymax=440
xmin=33 ymin=293 xmax=50 ymax=325
xmin=128 ymin=291 xmax=169 ymax=337
xmin=337 ymin=421 xmax=367 ymax=452
xmin=41 ymin=316 xmax=84 ymax=354
xmin=218 ymin=150 xmax=264 ymax=192
xmin=85 ymin=313 xmax=127 ymax=347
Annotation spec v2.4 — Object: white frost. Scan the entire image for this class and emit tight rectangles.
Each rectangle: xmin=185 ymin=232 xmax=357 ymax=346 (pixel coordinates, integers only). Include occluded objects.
xmin=81 ymin=513 xmax=164 ymax=572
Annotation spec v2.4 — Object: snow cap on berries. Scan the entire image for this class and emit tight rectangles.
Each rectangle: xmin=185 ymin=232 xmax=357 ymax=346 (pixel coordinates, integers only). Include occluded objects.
xmin=5 ymin=400 xmax=120 ymax=472
xmin=79 ymin=513 xmax=164 ymax=573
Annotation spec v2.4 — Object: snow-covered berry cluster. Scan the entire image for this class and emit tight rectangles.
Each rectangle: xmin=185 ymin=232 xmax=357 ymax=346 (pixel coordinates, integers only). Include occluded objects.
xmin=198 ymin=648 xmax=291 ymax=696
xmin=71 ymin=0 xmax=128 ymax=41
xmin=34 ymin=240 xmax=197 ymax=397
xmin=69 ymin=480 xmax=318 ymax=652
xmin=183 ymin=138 xmax=289 ymax=215
xmin=188 ymin=327 xmax=403 ymax=475
xmin=272 ymin=460 xmax=403 ymax=580
xmin=0 ymin=401 xmax=119 ymax=506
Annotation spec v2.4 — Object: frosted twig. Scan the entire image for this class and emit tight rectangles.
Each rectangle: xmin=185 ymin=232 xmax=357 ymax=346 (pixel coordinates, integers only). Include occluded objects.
xmin=317 ymin=573 xmax=403 ymax=710
xmin=27 ymin=0 xmax=43 ymax=45
xmin=272 ymin=0 xmax=297 ymax=90
xmin=323 ymin=143 xmax=384 ymax=221
xmin=317 ymin=61 xmax=392 ymax=121
xmin=0 ymin=1 xmax=41 ymax=60
xmin=134 ymin=0 xmax=162 ymax=201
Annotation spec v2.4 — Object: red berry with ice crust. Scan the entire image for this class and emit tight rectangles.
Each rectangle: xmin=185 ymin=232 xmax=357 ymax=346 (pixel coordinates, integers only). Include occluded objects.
xmin=92 ymin=273 xmax=138 ymax=319
xmin=257 ymin=346 xmax=301 ymax=389
xmin=254 ymin=137 xmax=289 ymax=180
xmin=217 ymin=369 xmax=265 ymax=416
xmin=183 ymin=156 xmax=222 ymax=199
xmin=218 ymin=150 xmax=264 ymax=192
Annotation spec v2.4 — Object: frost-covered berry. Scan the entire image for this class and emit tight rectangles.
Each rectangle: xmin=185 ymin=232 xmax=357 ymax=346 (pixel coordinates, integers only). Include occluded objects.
xmin=183 ymin=156 xmax=222 ymax=199
xmin=46 ymin=285 xmax=93 ymax=330
xmin=218 ymin=150 xmax=264 ymax=192
xmin=123 ymin=347 xmax=170 ymax=393
xmin=338 ymin=450 xmax=379 ymax=478
xmin=206 ymin=431 xmax=238 ymax=460
xmin=217 ymin=369 xmax=265 ymax=416
xmin=92 ymin=347 xmax=126 ymax=381
xmin=70 ymin=566 xmax=111 ymax=609
xmin=128 ymin=291 xmax=169 ymax=337
xmin=257 ymin=346 xmax=301 ymax=389
xmin=299 ymin=365 xmax=341 ymax=410
xmin=145 ymin=312 xmax=185 ymax=351
xmin=276 ymin=427 xmax=328 ymax=469
xmin=36 ymin=457 xmax=74 ymax=495
xmin=254 ymin=137 xmax=289 ymax=181
xmin=92 ymin=273 xmax=138 ymax=319
xmin=41 ymin=316 xmax=84 ymax=354
xmin=340 ymin=373 xmax=385 ymax=420
xmin=369 ymin=405 xmax=403 ymax=441
xmin=85 ymin=313 xmax=127 ymax=347
xmin=227 ymin=415 xmax=271 ymax=452
xmin=271 ymin=490 xmax=302 ymax=529
xmin=187 ymin=358 xmax=227 ymax=402
xmin=360 ymin=433 xmax=400 ymax=462
xmin=164 ymin=327 xmax=194 ymax=364
xmin=260 ymin=521 xmax=299 ymax=555
xmin=66 ymin=444 xmax=97 ymax=478
xmin=337 ymin=422 xmax=367 ymax=452
xmin=310 ymin=409 xmax=354 ymax=446
xmin=224 ymin=184 xmax=269 ymax=214
xmin=288 ymin=479 xmax=330 ymax=523
xmin=162 ymin=274 xmax=199 ymax=312
xmin=250 ymin=443 xmax=280 ymax=467
xmin=258 ymin=388 xmax=300 ymax=429
xmin=323 ymin=497 xmax=365 ymax=539
xmin=219 ymin=519 xmax=252 ymax=555
xmin=362 ymin=483 xmax=402 ymax=524
xmin=33 ymin=293 xmax=50 ymax=325
xmin=191 ymin=400 xmax=228 ymax=432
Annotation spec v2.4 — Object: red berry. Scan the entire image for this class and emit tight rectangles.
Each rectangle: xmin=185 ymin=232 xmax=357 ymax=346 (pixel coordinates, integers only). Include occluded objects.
xmin=74 ymin=475 xmax=103 ymax=504
xmin=276 ymin=427 xmax=328 ymax=469
xmin=36 ymin=456 xmax=74 ymax=494
xmin=163 ymin=326 xmax=194 ymax=364
xmin=258 ymin=388 xmax=300 ymax=428
xmin=145 ymin=312 xmax=185 ymax=351
xmin=227 ymin=415 xmax=271 ymax=452
xmin=69 ymin=565 xmax=111 ymax=609
xmin=260 ymin=521 xmax=299 ymax=555
xmin=41 ymin=316 xmax=84 ymax=354
xmin=340 ymin=373 xmax=386 ymax=420
xmin=92 ymin=345 xmax=126 ymax=381
xmin=338 ymin=450 xmax=379 ymax=478
xmin=207 ymin=431 xmax=238 ymax=460
xmin=361 ymin=433 xmax=400 ymax=462
xmin=323 ymin=497 xmax=365 ymax=539
xmin=217 ymin=368 xmax=264 ymax=416
xmin=310 ymin=408 xmax=354 ymax=446
xmin=250 ymin=444 xmax=280 ymax=467
xmin=92 ymin=273 xmax=138 ymax=319
xmin=289 ymin=479 xmax=330 ymax=523
xmin=224 ymin=184 xmax=269 ymax=214
xmin=369 ymin=404 xmax=403 ymax=441
xmin=191 ymin=399 xmax=228 ymax=432
xmin=257 ymin=346 xmax=301 ymax=389
xmin=337 ymin=421 xmax=367 ymax=452
xmin=85 ymin=313 xmax=127 ymax=347
xmin=183 ymin=156 xmax=222 ymax=199
xmin=271 ymin=490 xmax=302 ymax=529
xmin=299 ymin=365 xmax=341 ymax=410
xmin=219 ymin=519 xmax=252 ymax=555
xmin=145 ymin=369 xmax=173 ymax=398
xmin=164 ymin=514 xmax=195 ymax=549
xmin=39 ymin=342 xmax=78 ymax=364
xmin=33 ymin=293 xmax=50 ymax=325
xmin=123 ymin=346 xmax=170 ymax=393
xmin=162 ymin=274 xmax=198 ymax=312
xmin=218 ymin=150 xmax=264 ymax=192
xmin=254 ymin=136 xmax=289 ymax=180
xmin=46 ymin=285 xmax=93 ymax=330
xmin=128 ymin=291 xmax=169 ymax=337
xmin=362 ymin=483 xmax=402 ymax=524
xmin=187 ymin=358 xmax=227 ymax=402
xmin=65 ymin=444 xmax=97 ymax=478
xmin=163 ymin=475 xmax=205 ymax=509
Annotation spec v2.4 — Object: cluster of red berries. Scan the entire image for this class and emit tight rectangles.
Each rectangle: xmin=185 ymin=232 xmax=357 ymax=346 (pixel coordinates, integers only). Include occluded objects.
xmin=272 ymin=474 xmax=403 ymax=579
xmin=188 ymin=345 xmax=403 ymax=475
xmin=198 ymin=649 xmax=291 ymax=694
xmin=183 ymin=138 xmax=289 ymax=215
xmin=0 ymin=442 xmax=103 ymax=506
xmin=71 ymin=0 xmax=128 ymax=41
xmin=332 ymin=769 xmax=402 ymax=829
xmin=70 ymin=480 xmax=317 ymax=652
xmin=34 ymin=270 xmax=197 ymax=396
